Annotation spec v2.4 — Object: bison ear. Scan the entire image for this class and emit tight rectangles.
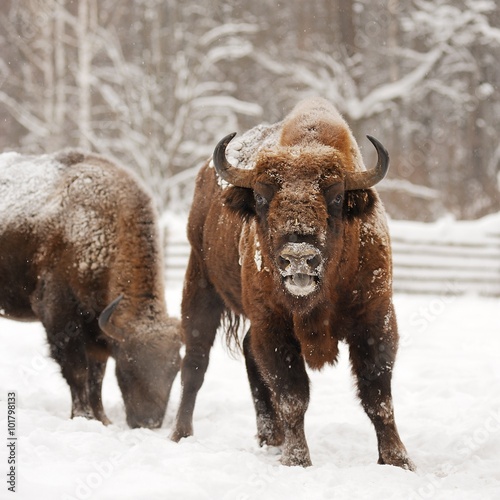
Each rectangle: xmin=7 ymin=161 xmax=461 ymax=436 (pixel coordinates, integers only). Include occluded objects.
xmin=343 ymin=188 xmax=377 ymax=219
xmin=222 ymin=186 xmax=255 ymax=219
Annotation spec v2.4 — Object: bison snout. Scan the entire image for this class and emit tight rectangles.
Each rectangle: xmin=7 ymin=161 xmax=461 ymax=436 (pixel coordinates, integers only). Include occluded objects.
xmin=278 ymin=243 xmax=323 ymax=297
xmin=278 ymin=243 xmax=322 ymax=275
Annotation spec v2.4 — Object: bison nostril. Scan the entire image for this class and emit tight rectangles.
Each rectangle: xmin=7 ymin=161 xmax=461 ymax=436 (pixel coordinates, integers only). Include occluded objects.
xmin=278 ymin=243 xmax=322 ymax=275
xmin=307 ymin=255 xmax=321 ymax=270
xmin=278 ymin=255 xmax=290 ymax=270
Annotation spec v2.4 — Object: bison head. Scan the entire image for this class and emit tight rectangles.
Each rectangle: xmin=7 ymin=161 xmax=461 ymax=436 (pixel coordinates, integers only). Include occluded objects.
xmin=214 ymin=133 xmax=389 ymax=301
xmin=99 ymin=296 xmax=181 ymax=428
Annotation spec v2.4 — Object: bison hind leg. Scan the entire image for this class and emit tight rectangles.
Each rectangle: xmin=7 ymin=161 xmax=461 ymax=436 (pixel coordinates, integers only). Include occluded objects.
xmin=243 ymin=330 xmax=284 ymax=447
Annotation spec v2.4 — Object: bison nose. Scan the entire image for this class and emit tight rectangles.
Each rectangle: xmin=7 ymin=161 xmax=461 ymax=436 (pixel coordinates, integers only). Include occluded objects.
xmin=278 ymin=243 xmax=322 ymax=275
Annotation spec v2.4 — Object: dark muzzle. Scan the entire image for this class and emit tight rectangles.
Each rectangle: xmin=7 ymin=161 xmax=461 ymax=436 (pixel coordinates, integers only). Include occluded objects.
xmin=278 ymin=242 xmax=323 ymax=297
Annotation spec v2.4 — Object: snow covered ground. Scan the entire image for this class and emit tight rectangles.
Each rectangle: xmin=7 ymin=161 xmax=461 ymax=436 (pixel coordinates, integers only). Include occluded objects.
xmin=1 ymin=285 xmax=499 ymax=499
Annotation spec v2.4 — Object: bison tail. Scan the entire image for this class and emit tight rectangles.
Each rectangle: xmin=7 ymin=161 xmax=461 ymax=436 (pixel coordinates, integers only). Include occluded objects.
xmin=222 ymin=309 xmax=246 ymax=356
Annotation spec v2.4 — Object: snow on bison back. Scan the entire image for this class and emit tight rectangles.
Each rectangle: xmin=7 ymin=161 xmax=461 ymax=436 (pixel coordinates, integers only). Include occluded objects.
xmin=0 ymin=150 xmax=181 ymax=429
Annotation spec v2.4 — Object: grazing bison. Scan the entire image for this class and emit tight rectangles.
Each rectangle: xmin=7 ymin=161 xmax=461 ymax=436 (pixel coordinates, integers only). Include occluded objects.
xmin=0 ymin=150 xmax=181 ymax=428
xmin=171 ymin=97 xmax=415 ymax=470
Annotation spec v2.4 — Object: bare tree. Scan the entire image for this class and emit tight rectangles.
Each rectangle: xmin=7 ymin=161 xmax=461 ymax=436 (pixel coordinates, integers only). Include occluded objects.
xmin=0 ymin=0 xmax=498 ymax=220
xmin=0 ymin=1 xmax=261 ymax=212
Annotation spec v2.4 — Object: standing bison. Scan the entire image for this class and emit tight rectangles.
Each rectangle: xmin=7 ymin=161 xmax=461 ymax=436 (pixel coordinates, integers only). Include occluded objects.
xmin=0 ymin=150 xmax=181 ymax=429
xmin=172 ymin=97 xmax=415 ymax=470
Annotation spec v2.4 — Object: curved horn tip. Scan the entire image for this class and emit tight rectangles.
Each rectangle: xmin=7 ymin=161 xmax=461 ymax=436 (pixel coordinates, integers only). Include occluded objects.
xmin=366 ymin=134 xmax=390 ymax=181
xmin=213 ymin=132 xmax=237 ymax=166
xmin=106 ymin=294 xmax=124 ymax=312
xmin=344 ymin=135 xmax=390 ymax=191
xmin=98 ymin=294 xmax=125 ymax=340
xmin=213 ymin=132 xmax=255 ymax=189
xmin=222 ymin=132 xmax=237 ymax=145
xmin=214 ymin=132 xmax=237 ymax=158
xmin=366 ymin=135 xmax=389 ymax=161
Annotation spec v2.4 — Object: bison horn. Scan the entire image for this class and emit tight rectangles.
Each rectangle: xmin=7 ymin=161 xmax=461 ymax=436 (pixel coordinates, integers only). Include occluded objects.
xmin=344 ymin=135 xmax=389 ymax=191
xmin=99 ymin=294 xmax=125 ymax=342
xmin=213 ymin=132 xmax=254 ymax=189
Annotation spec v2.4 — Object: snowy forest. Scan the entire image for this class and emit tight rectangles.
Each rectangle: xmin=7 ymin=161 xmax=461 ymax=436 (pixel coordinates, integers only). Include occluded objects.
xmin=0 ymin=0 xmax=499 ymax=221
xmin=1 ymin=3 xmax=500 ymax=499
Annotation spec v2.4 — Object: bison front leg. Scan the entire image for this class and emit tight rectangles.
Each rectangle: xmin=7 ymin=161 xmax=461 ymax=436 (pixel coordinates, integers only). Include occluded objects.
xmin=171 ymin=256 xmax=225 ymax=442
xmin=85 ymin=338 xmax=112 ymax=425
xmin=250 ymin=326 xmax=311 ymax=467
xmin=45 ymin=321 xmax=94 ymax=420
xmin=243 ymin=330 xmax=284 ymax=447
xmin=86 ymin=358 xmax=110 ymax=425
xmin=348 ymin=305 xmax=415 ymax=471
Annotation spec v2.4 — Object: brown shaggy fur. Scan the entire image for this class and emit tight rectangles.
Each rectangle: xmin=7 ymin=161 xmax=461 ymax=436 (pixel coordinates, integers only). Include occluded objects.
xmin=0 ymin=150 xmax=181 ymax=428
xmin=172 ymin=97 xmax=415 ymax=470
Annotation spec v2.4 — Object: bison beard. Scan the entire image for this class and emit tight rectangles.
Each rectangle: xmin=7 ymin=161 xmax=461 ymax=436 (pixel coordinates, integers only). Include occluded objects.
xmin=171 ymin=97 xmax=415 ymax=471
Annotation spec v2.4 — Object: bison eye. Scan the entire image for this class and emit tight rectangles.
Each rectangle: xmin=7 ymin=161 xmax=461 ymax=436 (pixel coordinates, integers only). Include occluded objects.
xmin=254 ymin=183 xmax=275 ymax=212
xmin=331 ymin=193 xmax=343 ymax=207
xmin=325 ymin=183 xmax=344 ymax=218
xmin=255 ymin=192 xmax=268 ymax=208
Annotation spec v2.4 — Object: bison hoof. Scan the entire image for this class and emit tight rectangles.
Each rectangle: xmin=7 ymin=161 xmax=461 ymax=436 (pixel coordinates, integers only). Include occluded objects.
xmin=128 ymin=418 xmax=163 ymax=429
xmin=378 ymin=451 xmax=416 ymax=472
xmin=170 ymin=425 xmax=193 ymax=443
xmin=280 ymin=452 xmax=312 ymax=468
xmin=259 ymin=433 xmax=284 ymax=448
xmin=71 ymin=408 xmax=94 ymax=420
xmin=98 ymin=415 xmax=112 ymax=426
xmin=280 ymin=444 xmax=312 ymax=467
xmin=257 ymin=419 xmax=284 ymax=447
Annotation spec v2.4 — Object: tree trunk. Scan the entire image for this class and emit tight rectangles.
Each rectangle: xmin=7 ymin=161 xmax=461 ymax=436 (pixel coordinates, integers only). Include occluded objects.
xmin=77 ymin=0 xmax=93 ymax=150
